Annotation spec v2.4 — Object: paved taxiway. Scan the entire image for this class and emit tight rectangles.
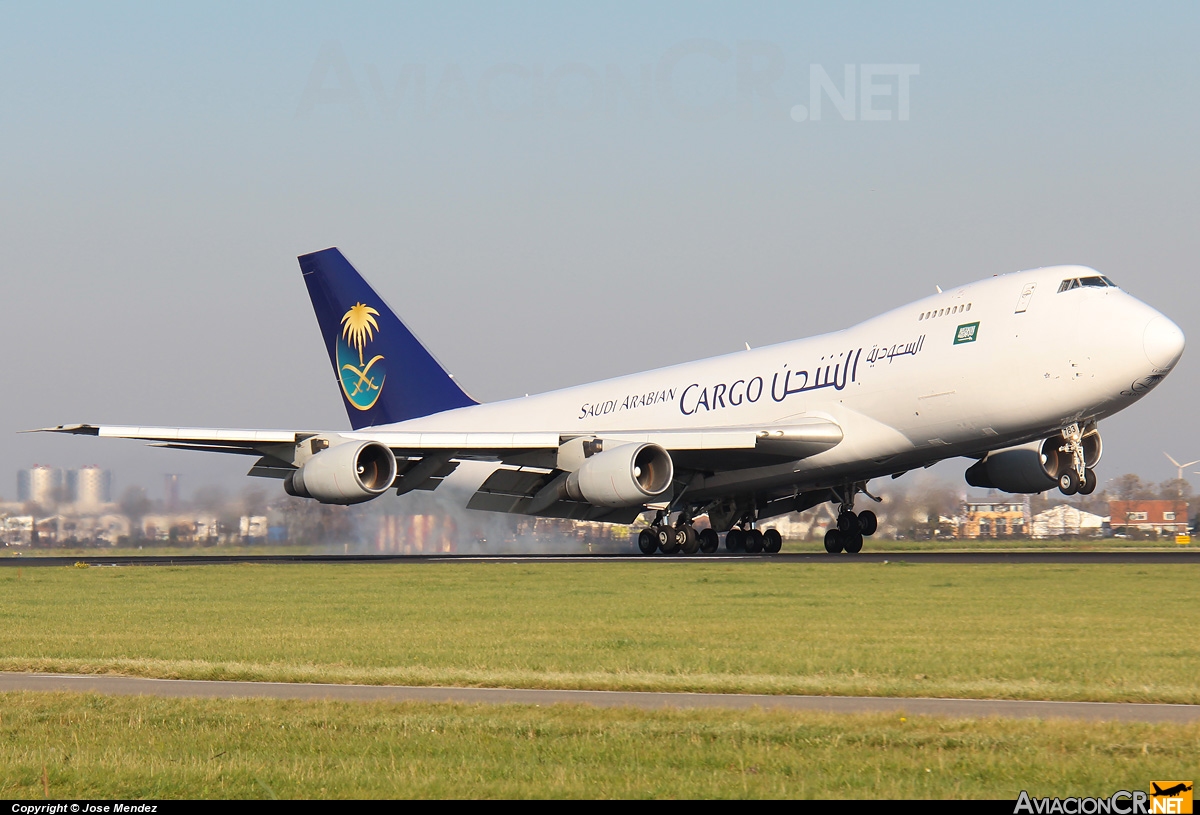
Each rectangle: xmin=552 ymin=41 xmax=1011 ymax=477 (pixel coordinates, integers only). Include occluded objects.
xmin=3 ymin=673 xmax=1197 ymax=724
xmin=1 ymin=551 xmax=1198 ymax=567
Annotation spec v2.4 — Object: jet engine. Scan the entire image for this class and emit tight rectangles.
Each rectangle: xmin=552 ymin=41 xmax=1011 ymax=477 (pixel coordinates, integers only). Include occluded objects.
xmin=284 ymin=440 xmax=397 ymax=504
xmin=563 ymin=442 xmax=674 ymax=507
xmin=965 ymin=429 xmax=1102 ymax=494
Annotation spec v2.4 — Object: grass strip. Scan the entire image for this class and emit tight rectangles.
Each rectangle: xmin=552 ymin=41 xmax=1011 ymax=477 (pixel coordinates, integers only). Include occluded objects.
xmin=1 ymin=562 xmax=1195 ymax=703
xmin=2 ymin=691 xmax=1197 ymax=799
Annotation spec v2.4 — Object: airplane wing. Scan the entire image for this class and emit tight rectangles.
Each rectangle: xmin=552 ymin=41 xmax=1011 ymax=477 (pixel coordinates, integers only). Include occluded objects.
xmin=35 ymin=418 xmax=843 ymax=508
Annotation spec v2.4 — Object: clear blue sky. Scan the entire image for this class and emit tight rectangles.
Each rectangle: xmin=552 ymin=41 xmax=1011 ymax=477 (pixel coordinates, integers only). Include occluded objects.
xmin=3 ymin=2 xmax=1197 ymax=499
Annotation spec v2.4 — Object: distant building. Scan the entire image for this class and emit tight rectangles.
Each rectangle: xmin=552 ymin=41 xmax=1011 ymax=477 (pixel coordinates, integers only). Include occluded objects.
xmin=67 ymin=466 xmax=113 ymax=507
xmin=17 ymin=466 xmax=64 ymax=505
xmin=240 ymin=516 xmax=268 ymax=540
xmin=1031 ymin=504 xmax=1107 ymax=538
xmin=956 ymin=500 xmax=1030 ymax=538
xmin=374 ymin=513 xmax=459 ymax=554
xmin=1108 ymin=500 xmax=1189 ymax=537
xmin=95 ymin=514 xmax=131 ymax=545
xmin=2 ymin=515 xmax=33 ymax=546
xmin=17 ymin=466 xmax=114 ymax=509
xmin=164 ymin=474 xmax=181 ymax=513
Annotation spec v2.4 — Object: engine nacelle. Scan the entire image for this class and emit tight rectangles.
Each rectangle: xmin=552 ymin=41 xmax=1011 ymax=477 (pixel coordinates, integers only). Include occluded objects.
xmin=284 ymin=441 xmax=397 ymax=505
xmin=563 ymin=442 xmax=674 ymax=507
xmin=965 ymin=429 xmax=1102 ymax=494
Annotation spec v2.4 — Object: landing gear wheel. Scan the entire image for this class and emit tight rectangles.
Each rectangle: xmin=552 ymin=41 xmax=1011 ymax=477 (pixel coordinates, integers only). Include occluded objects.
xmin=1058 ymin=470 xmax=1080 ymax=496
xmin=824 ymin=529 xmax=843 ymax=554
xmin=679 ymin=525 xmax=700 ymax=555
xmin=843 ymin=531 xmax=864 ymax=554
xmin=745 ymin=529 xmax=765 ymax=554
xmin=1079 ymin=468 xmax=1097 ymax=495
xmin=725 ymin=528 xmax=745 ymax=552
xmin=698 ymin=528 xmax=720 ymax=554
xmin=763 ymin=528 xmax=783 ymax=554
xmin=857 ymin=510 xmax=878 ymax=537
xmin=657 ymin=525 xmax=680 ymax=554
xmin=838 ymin=511 xmax=860 ymax=534
xmin=638 ymin=529 xmax=658 ymax=555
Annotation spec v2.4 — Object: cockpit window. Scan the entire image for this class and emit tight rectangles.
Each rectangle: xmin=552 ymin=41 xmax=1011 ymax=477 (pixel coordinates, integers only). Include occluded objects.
xmin=1058 ymin=276 xmax=1116 ymax=293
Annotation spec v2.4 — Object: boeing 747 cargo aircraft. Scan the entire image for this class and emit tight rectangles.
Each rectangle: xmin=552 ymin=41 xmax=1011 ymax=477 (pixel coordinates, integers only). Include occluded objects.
xmin=40 ymin=249 xmax=1185 ymax=555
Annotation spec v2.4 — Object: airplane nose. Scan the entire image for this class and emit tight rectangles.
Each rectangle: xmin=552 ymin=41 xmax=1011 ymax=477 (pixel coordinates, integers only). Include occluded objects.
xmin=1143 ymin=315 xmax=1185 ymax=369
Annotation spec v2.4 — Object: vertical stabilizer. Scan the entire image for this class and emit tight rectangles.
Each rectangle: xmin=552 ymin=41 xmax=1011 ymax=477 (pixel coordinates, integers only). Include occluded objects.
xmin=298 ymin=247 xmax=477 ymax=429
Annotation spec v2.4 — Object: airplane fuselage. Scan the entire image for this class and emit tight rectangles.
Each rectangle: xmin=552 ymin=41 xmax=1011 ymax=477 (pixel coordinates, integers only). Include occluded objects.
xmin=378 ymin=266 xmax=1182 ymax=500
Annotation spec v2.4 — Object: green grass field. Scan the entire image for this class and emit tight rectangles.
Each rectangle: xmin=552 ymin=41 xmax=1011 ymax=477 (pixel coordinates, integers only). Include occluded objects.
xmin=3 ymin=692 xmax=1197 ymax=799
xmin=1 ymin=562 xmax=1196 ymax=703
xmin=2 ymin=561 xmax=1197 ymax=798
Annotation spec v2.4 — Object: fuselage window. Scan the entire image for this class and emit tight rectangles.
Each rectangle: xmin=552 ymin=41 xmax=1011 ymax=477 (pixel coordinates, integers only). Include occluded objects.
xmin=966 ymin=303 xmax=971 ymax=311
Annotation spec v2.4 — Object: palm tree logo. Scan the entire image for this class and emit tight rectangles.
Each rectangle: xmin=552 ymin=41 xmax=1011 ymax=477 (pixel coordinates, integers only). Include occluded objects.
xmin=338 ymin=302 xmax=386 ymax=408
xmin=341 ymin=303 xmax=380 ymax=366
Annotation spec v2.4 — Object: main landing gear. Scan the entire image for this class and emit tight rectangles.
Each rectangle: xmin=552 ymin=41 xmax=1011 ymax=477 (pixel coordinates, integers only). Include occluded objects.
xmin=637 ymin=510 xmax=703 ymax=556
xmin=637 ymin=510 xmax=780 ymax=556
xmin=1056 ymin=422 xmax=1098 ymax=496
xmin=823 ymin=485 xmax=879 ymax=555
xmin=723 ymin=519 xmax=783 ymax=555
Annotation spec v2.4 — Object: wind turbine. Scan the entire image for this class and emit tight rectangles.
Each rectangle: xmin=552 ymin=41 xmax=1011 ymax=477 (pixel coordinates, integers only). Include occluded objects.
xmin=1164 ymin=452 xmax=1200 ymax=481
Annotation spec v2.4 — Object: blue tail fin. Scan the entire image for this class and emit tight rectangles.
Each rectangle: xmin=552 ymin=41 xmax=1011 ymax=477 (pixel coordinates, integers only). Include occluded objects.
xmin=299 ymin=247 xmax=477 ymax=429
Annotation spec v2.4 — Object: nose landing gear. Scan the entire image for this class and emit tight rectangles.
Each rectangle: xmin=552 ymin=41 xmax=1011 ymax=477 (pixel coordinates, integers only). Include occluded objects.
xmin=1057 ymin=423 xmax=1098 ymax=496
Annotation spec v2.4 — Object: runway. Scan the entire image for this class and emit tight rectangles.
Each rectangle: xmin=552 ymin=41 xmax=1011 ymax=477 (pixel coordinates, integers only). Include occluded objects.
xmin=1 ymin=550 xmax=1198 ymax=567
xmin=2 ymin=672 xmax=1197 ymax=724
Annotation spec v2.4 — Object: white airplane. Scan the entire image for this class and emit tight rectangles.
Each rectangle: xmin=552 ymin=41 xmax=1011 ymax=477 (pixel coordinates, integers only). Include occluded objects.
xmin=40 ymin=249 xmax=1185 ymax=555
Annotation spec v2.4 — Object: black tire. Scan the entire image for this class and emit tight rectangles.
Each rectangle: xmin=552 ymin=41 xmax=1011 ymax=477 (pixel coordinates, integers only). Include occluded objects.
xmin=763 ymin=528 xmax=783 ymax=554
xmin=725 ymin=528 xmax=745 ymax=552
xmin=680 ymin=525 xmax=700 ymax=555
xmin=1058 ymin=470 xmax=1080 ymax=496
xmin=745 ymin=529 xmax=765 ymax=553
xmin=637 ymin=529 xmax=658 ymax=555
xmin=837 ymin=511 xmax=860 ymax=534
xmin=1079 ymin=468 xmax=1098 ymax=495
xmin=824 ymin=529 xmax=843 ymax=554
xmin=657 ymin=525 xmax=680 ymax=554
xmin=843 ymin=531 xmax=864 ymax=554
xmin=698 ymin=528 xmax=720 ymax=554
xmin=857 ymin=510 xmax=878 ymax=537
